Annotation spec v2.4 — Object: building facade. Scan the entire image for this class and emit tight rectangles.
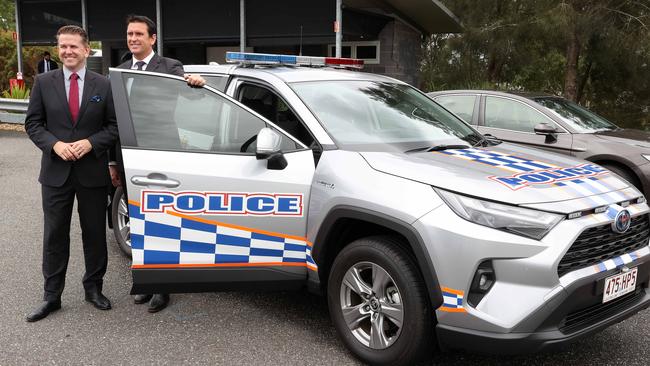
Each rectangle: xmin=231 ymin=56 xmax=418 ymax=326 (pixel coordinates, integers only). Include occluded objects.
xmin=17 ymin=0 xmax=461 ymax=86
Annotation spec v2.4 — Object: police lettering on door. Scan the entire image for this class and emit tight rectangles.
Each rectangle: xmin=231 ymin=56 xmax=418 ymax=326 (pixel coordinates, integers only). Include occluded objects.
xmin=141 ymin=190 xmax=304 ymax=216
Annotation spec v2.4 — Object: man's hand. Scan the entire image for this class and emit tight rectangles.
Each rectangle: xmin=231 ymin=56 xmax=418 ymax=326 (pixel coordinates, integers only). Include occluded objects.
xmin=53 ymin=141 xmax=79 ymax=161
xmin=184 ymin=74 xmax=207 ymax=87
xmin=109 ymin=165 xmax=122 ymax=187
xmin=70 ymin=139 xmax=93 ymax=159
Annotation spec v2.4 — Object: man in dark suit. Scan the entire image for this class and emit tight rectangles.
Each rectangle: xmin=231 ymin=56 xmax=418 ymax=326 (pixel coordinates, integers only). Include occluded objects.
xmin=25 ymin=25 xmax=118 ymax=322
xmin=109 ymin=14 xmax=204 ymax=313
xmin=37 ymin=51 xmax=58 ymax=74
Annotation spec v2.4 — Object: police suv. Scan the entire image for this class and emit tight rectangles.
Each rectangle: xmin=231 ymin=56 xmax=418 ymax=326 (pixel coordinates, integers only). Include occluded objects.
xmin=109 ymin=52 xmax=650 ymax=365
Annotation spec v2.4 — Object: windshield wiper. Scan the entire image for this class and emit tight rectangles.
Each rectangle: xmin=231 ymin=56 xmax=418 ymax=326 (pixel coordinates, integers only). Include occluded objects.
xmin=468 ymin=133 xmax=488 ymax=147
xmin=405 ymin=144 xmax=470 ymax=153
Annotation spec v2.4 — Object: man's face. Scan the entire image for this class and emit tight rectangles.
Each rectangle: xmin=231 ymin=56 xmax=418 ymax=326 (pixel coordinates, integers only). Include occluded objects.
xmin=57 ymin=33 xmax=89 ymax=72
xmin=127 ymin=22 xmax=156 ymax=59
xmin=44 ymin=54 xmax=51 ymax=60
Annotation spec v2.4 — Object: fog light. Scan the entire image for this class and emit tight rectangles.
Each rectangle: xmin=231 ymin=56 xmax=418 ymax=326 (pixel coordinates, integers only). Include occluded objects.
xmin=478 ymin=273 xmax=489 ymax=289
xmin=467 ymin=261 xmax=495 ymax=307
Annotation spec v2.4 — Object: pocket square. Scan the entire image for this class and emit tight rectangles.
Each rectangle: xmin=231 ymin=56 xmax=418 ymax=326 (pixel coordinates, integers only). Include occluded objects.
xmin=90 ymin=95 xmax=102 ymax=102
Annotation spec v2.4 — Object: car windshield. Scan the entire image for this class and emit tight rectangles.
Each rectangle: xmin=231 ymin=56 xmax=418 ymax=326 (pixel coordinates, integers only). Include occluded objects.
xmin=533 ymin=97 xmax=618 ymax=133
xmin=290 ymin=80 xmax=483 ymax=152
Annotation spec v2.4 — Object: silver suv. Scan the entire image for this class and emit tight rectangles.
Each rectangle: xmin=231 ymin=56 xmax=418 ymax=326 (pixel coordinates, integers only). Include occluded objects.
xmin=109 ymin=54 xmax=650 ymax=365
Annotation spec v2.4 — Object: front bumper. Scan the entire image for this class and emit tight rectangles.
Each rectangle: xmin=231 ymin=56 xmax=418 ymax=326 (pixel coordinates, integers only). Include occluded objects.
xmin=414 ymin=198 xmax=650 ymax=353
xmin=437 ymin=286 xmax=650 ymax=354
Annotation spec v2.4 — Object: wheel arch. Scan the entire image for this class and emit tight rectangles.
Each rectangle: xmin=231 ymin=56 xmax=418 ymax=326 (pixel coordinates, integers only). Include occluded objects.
xmin=589 ymin=156 xmax=645 ymax=193
xmin=312 ymin=205 xmax=443 ymax=309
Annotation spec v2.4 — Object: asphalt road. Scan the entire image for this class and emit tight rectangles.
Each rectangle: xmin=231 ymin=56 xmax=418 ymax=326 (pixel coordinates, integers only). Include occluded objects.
xmin=1 ymin=129 xmax=649 ymax=365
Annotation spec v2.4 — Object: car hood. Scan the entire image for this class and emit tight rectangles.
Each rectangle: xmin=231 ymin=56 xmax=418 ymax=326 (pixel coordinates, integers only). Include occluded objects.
xmin=360 ymin=143 xmax=639 ymax=212
xmin=593 ymin=129 xmax=650 ymax=149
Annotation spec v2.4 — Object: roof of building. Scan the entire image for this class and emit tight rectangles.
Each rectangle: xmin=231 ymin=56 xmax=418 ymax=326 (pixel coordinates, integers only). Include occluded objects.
xmin=345 ymin=0 xmax=462 ymax=34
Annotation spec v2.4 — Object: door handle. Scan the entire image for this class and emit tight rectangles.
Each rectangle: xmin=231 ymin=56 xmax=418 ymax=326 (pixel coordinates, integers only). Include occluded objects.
xmin=131 ymin=175 xmax=180 ymax=188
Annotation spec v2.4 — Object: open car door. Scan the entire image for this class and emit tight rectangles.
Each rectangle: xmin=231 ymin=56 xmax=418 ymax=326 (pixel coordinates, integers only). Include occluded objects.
xmin=109 ymin=68 xmax=316 ymax=294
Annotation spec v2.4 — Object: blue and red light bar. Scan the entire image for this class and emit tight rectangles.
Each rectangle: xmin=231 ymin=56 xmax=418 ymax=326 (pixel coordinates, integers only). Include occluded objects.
xmin=226 ymin=52 xmax=364 ymax=69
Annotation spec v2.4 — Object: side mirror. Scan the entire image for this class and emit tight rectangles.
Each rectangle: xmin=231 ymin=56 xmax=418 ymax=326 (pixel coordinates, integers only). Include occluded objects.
xmin=256 ymin=127 xmax=287 ymax=170
xmin=534 ymin=123 xmax=558 ymax=143
xmin=534 ymin=123 xmax=557 ymax=135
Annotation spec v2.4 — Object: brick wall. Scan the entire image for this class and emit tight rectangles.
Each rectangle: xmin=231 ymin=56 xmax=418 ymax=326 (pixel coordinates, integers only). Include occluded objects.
xmin=364 ymin=20 xmax=422 ymax=87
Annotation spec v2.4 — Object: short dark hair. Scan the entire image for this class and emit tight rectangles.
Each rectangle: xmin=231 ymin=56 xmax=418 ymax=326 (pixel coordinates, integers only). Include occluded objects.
xmin=126 ymin=14 xmax=156 ymax=37
xmin=57 ymin=25 xmax=89 ymax=45
xmin=43 ymin=51 xmax=51 ymax=57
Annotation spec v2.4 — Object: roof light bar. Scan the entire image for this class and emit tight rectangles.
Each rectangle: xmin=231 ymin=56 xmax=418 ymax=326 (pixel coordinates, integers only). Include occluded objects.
xmin=226 ymin=52 xmax=364 ymax=69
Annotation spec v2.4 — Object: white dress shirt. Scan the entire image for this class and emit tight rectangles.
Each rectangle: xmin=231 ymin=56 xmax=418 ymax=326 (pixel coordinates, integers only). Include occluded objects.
xmin=131 ymin=50 xmax=156 ymax=70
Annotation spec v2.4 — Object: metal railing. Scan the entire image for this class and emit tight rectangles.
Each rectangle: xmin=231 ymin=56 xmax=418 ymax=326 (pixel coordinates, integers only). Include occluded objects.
xmin=0 ymin=98 xmax=29 ymax=124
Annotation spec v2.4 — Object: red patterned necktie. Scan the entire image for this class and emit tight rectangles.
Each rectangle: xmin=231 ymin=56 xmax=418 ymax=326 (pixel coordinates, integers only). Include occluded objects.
xmin=69 ymin=72 xmax=79 ymax=124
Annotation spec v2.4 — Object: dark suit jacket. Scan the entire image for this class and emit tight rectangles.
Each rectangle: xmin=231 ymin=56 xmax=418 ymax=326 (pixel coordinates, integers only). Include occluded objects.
xmin=110 ymin=54 xmax=185 ymax=167
xmin=37 ymin=59 xmax=59 ymax=74
xmin=118 ymin=53 xmax=184 ymax=77
xmin=25 ymin=69 xmax=118 ymax=187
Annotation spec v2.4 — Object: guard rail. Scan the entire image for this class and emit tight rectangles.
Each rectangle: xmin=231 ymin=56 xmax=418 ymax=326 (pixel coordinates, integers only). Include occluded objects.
xmin=0 ymin=98 xmax=29 ymax=124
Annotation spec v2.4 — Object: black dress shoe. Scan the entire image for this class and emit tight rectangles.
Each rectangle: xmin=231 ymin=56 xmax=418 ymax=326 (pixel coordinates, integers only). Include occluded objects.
xmin=26 ymin=301 xmax=61 ymax=322
xmin=85 ymin=292 xmax=112 ymax=310
xmin=148 ymin=294 xmax=170 ymax=313
xmin=134 ymin=294 xmax=153 ymax=304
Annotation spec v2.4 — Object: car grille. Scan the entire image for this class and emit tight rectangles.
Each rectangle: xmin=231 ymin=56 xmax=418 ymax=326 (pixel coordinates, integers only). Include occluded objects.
xmin=558 ymin=214 xmax=650 ymax=277
xmin=560 ymin=291 xmax=643 ymax=333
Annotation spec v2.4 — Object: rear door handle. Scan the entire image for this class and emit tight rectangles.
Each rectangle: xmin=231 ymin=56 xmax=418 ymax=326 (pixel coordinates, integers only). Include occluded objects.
xmin=131 ymin=175 xmax=180 ymax=188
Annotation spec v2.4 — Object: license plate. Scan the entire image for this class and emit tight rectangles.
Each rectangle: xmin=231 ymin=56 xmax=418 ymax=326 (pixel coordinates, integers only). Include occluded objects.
xmin=602 ymin=267 xmax=638 ymax=303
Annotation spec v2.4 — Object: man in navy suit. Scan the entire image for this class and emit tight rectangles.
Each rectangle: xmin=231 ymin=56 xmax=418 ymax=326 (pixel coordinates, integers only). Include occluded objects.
xmin=25 ymin=25 xmax=118 ymax=322
xmin=109 ymin=14 xmax=204 ymax=313
xmin=37 ymin=51 xmax=58 ymax=74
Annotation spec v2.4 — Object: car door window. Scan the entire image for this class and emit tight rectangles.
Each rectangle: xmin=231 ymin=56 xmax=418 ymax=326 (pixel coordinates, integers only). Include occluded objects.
xmin=124 ymin=74 xmax=298 ymax=153
xmin=202 ymin=75 xmax=228 ymax=92
xmin=485 ymin=96 xmax=556 ymax=133
xmin=238 ymin=84 xmax=315 ymax=147
xmin=434 ymin=95 xmax=476 ymax=124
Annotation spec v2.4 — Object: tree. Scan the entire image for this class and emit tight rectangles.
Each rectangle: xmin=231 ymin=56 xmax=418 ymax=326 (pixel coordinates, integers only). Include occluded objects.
xmin=421 ymin=0 xmax=650 ymax=129
xmin=551 ymin=0 xmax=649 ymax=101
xmin=0 ymin=0 xmax=14 ymax=31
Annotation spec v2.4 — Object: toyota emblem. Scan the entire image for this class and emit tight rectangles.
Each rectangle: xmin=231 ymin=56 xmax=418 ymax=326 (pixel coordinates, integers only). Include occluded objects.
xmin=612 ymin=209 xmax=631 ymax=234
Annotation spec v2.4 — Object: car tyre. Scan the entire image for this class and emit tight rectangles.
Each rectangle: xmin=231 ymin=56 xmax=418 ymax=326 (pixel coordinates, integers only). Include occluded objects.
xmin=111 ymin=186 xmax=132 ymax=257
xmin=328 ymin=236 xmax=434 ymax=366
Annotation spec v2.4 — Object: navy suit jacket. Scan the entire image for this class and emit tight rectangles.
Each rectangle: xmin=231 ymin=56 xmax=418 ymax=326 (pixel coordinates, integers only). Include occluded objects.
xmin=37 ymin=59 xmax=59 ymax=74
xmin=25 ymin=69 xmax=118 ymax=187
xmin=117 ymin=53 xmax=184 ymax=77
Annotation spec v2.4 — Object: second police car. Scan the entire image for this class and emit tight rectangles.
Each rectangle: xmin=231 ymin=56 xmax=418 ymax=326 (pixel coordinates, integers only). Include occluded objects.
xmin=109 ymin=52 xmax=650 ymax=365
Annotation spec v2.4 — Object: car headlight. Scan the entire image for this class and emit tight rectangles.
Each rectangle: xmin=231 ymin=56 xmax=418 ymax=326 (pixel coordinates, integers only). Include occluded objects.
xmin=435 ymin=188 xmax=563 ymax=240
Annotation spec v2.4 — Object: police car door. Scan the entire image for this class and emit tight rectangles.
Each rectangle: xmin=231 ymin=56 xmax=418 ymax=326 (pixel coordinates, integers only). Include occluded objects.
xmin=110 ymin=69 xmax=315 ymax=294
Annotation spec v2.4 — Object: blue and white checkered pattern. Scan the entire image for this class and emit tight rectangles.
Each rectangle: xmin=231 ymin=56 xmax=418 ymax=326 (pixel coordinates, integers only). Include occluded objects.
xmin=441 ymin=288 xmax=464 ymax=310
xmin=439 ymin=148 xmax=557 ymax=173
xmin=594 ymin=246 xmax=649 ymax=273
xmin=438 ymin=149 xmax=638 ymax=207
xmin=559 ymin=245 xmax=650 ymax=286
xmin=129 ymin=204 xmax=316 ymax=270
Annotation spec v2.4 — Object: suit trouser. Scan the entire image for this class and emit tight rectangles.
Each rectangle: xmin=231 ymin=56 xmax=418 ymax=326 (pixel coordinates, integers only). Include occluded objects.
xmin=41 ymin=171 xmax=108 ymax=302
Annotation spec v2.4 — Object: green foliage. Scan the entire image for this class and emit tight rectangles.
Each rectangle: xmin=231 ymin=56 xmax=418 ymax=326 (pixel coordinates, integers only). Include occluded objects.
xmin=0 ymin=30 xmax=58 ymax=92
xmin=0 ymin=0 xmax=14 ymax=31
xmin=423 ymin=0 xmax=650 ymax=130
xmin=2 ymin=84 xmax=29 ymax=99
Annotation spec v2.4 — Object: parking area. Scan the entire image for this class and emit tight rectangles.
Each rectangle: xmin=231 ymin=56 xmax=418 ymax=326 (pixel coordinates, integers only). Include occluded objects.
xmin=1 ymin=129 xmax=649 ymax=365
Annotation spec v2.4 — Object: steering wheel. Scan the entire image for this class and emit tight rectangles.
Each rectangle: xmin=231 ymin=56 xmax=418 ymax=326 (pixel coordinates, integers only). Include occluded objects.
xmin=240 ymin=135 xmax=258 ymax=153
